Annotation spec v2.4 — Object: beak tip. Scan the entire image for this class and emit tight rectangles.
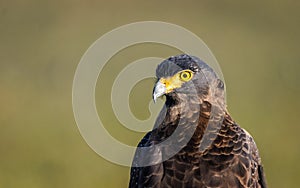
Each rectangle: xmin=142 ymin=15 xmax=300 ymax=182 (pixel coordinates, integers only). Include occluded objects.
xmin=153 ymin=95 xmax=157 ymax=103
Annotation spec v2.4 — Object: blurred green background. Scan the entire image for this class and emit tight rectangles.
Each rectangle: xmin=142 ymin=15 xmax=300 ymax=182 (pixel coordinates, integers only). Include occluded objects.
xmin=1 ymin=1 xmax=300 ymax=187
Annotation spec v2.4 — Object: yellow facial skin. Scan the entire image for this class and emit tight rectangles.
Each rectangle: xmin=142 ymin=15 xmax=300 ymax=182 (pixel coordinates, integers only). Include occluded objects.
xmin=159 ymin=70 xmax=193 ymax=93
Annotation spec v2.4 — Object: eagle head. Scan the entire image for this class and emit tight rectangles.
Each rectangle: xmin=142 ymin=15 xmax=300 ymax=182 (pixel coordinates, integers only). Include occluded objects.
xmin=153 ymin=54 xmax=225 ymax=105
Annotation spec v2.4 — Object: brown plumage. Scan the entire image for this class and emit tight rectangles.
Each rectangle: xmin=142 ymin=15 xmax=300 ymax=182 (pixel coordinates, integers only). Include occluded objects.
xmin=129 ymin=54 xmax=267 ymax=188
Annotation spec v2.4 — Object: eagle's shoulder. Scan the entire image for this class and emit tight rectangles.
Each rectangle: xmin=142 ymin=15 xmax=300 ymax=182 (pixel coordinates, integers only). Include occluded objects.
xmin=200 ymin=114 xmax=267 ymax=187
xmin=129 ymin=131 xmax=164 ymax=188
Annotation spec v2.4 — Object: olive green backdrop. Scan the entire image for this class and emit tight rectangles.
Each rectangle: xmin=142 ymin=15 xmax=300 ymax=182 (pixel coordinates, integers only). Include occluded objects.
xmin=1 ymin=1 xmax=299 ymax=187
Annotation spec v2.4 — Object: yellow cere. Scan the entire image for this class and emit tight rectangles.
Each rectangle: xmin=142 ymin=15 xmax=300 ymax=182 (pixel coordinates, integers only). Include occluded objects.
xmin=159 ymin=70 xmax=193 ymax=93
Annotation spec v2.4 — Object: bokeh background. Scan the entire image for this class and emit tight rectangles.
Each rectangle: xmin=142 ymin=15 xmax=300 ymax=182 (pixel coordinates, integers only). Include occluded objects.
xmin=1 ymin=1 xmax=300 ymax=187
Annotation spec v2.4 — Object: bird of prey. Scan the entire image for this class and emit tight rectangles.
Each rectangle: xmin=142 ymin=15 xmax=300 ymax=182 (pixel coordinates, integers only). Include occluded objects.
xmin=129 ymin=54 xmax=267 ymax=188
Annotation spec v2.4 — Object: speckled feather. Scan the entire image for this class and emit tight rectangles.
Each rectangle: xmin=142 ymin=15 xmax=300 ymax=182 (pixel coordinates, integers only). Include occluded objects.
xmin=129 ymin=55 xmax=267 ymax=188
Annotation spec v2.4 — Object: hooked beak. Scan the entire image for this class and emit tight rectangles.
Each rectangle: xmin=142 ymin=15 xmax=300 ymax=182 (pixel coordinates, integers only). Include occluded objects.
xmin=152 ymin=81 xmax=166 ymax=103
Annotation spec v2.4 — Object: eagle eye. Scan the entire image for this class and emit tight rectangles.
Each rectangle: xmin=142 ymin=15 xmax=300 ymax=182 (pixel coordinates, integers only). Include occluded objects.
xmin=179 ymin=70 xmax=193 ymax=82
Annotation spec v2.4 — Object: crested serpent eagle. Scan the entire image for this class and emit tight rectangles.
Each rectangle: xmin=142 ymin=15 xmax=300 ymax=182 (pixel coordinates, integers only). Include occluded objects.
xmin=129 ymin=54 xmax=267 ymax=188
